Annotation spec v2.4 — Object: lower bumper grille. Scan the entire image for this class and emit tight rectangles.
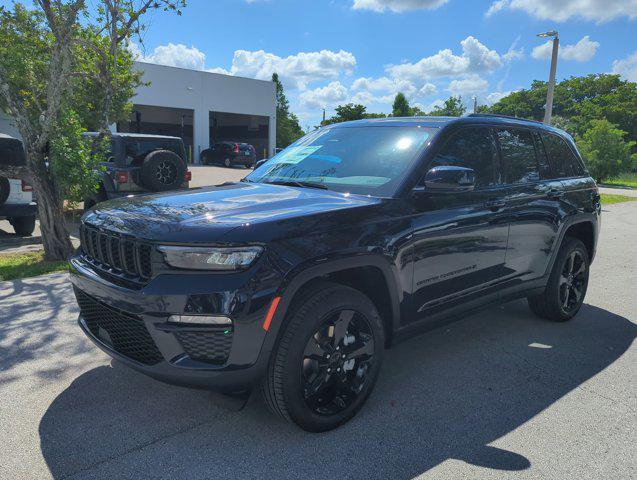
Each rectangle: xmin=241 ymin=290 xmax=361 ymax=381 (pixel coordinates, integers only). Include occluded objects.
xmin=175 ymin=330 xmax=233 ymax=364
xmin=75 ymin=288 xmax=163 ymax=365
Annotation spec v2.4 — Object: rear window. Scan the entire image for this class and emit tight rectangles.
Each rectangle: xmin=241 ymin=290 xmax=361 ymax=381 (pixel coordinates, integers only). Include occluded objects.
xmin=496 ymin=128 xmax=540 ymax=184
xmin=540 ymin=132 xmax=585 ymax=178
xmin=124 ymin=139 xmax=185 ymax=160
xmin=0 ymin=138 xmax=26 ymax=167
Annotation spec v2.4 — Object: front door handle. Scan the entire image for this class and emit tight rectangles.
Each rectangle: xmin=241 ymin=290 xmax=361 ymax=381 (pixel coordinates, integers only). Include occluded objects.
xmin=484 ymin=199 xmax=506 ymax=211
xmin=547 ymin=188 xmax=565 ymax=200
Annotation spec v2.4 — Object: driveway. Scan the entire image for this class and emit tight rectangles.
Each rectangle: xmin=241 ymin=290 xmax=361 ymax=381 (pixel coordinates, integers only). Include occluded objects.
xmin=1 ymin=200 xmax=636 ymax=480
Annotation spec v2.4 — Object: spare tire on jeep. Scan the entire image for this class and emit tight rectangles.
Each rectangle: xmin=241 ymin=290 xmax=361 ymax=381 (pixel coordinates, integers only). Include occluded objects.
xmin=139 ymin=150 xmax=186 ymax=192
xmin=0 ymin=177 xmax=10 ymax=206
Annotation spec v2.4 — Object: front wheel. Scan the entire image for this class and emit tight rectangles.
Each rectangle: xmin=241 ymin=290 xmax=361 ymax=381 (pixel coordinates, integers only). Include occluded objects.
xmin=528 ymin=237 xmax=590 ymax=322
xmin=262 ymin=282 xmax=384 ymax=432
xmin=224 ymin=157 xmax=232 ymax=168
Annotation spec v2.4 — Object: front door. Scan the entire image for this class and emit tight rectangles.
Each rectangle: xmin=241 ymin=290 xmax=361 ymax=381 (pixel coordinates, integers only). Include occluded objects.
xmin=410 ymin=126 xmax=510 ymax=322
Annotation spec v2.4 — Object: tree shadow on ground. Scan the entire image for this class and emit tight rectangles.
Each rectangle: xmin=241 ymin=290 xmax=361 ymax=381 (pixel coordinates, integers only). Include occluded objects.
xmin=38 ymin=301 xmax=636 ymax=479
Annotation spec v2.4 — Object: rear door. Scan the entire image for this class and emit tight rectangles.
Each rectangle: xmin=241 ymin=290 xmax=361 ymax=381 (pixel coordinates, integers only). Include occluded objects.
xmin=410 ymin=126 xmax=510 ymax=320
xmin=496 ymin=127 xmax=564 ymax=282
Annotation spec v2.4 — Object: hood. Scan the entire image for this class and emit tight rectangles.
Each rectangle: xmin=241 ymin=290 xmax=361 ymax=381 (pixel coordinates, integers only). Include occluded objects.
xmin=83 ymin=182 xmax=381 ymax=243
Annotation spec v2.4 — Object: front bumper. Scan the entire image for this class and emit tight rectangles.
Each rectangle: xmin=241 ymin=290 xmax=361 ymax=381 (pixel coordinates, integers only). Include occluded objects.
xmin=69 ymin=254 xmax=282 ymax=392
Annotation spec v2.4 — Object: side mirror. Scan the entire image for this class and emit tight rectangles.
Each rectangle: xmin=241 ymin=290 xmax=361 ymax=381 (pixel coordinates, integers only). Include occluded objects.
xmin=416 ymin=166 xmax=476 ymax=193
xmin=254 ymin=158 xmax=268 ymax=169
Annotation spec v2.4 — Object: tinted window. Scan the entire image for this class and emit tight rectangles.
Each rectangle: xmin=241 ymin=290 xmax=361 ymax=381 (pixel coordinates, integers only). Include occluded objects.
xmin=496 ymin=128 xmax=539 ymax=184
xmin=541 ymin=132 xmax=584 ymax=178
xmin=429 ymin=127 xmax=498 ymax=188
xmin=247 ymin=126 xmax=436 ymax=196
xmin=0 ymin=139 xmax=26 ymax=166
xmin=124 ymin=139 xmax=184 ymax=160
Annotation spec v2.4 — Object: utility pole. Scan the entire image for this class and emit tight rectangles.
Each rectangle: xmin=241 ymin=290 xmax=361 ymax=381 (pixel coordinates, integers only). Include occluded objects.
xmin=472 ymin=96 xmax=477 ymax=113
xmin=537 ymin=30 xmax=559 ymax=125
xmin=322 ymin=108 xmax=326 ymax=123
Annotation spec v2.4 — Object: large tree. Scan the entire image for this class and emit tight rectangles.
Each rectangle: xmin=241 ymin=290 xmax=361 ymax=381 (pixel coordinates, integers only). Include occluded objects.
xmin=428 ymin=96 xmax=466 ymax=117
xmin=321 ymin=103 xmax=386 ymax=126
xmin=392 ymin=93 xmax=411 ymax=117
xmin=272 ymin=73 xmax=304 ymax=148
xmin=576 ymin=120 xmax=635 ymax=183
xmin=0 ymin=1 xmax=182 ymax=260
xmin=489 ymin=74 xmax=637 ymax=144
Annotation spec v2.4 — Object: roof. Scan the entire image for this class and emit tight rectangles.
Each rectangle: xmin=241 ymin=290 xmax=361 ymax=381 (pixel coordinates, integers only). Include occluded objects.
xmin=0 ymin=133 xmax=19 ymax=140
xmin=329 ymin=114 xmax=571 ymax=137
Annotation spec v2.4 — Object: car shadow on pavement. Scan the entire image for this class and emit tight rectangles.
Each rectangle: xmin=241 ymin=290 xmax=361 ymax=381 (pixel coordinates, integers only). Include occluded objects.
xmin=38 ymin=301 xmax=636 ymax=479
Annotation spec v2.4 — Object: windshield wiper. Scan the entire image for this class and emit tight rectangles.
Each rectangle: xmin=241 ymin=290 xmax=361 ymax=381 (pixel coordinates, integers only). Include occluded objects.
xmin=263 ymin=180 xmax=328 ymax=190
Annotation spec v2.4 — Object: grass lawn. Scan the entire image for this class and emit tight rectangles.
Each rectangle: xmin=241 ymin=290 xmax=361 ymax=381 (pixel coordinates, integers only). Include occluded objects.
xmin=0 ymin=251 xmax=68 ymax=282
xmin=600 ymin=193 xmax=637 ymax=205
xmin=602 ymin=173 xmax=637 ymax=189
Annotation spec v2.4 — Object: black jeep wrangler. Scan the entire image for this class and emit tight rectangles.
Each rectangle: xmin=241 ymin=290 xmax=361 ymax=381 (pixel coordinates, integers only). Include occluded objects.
xmin=70 ymin=114 xmax=600 ymax=432
xmin=83 ymin=133 xmax=190 ymax=210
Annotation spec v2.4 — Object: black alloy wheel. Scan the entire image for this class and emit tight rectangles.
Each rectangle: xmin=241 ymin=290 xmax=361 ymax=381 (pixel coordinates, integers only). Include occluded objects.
xmin=262 ymin=281 xmax=384 ymax=432
xmin=558 ymin=250 xmax=587 ymax=314
xmin=155 ymin=160 xmax=178 ymax=185
xmin=528 ymin=237 xmax=589 ymax=322
xmin=301 ymin=309 xmax=375 ymax=416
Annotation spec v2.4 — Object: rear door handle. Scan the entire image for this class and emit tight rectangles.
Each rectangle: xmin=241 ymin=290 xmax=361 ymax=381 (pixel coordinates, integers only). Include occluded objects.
xmin=484 ymin=199 xmax=506 ymax=211
xmin=547 ymin=189 xmax=565 ymax=200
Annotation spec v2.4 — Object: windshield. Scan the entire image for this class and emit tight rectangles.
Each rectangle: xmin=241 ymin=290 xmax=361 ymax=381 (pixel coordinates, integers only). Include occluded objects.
xmin=246 ymin=125 xmax=437 ymax=196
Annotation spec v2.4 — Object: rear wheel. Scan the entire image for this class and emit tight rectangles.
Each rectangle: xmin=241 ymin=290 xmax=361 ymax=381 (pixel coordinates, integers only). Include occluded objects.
xmin=262 ymin=282 xmax=384 ymax=432
xmin=224 ymin=157 xmax=232 ymax=168
xmin=528 ymin=237 xmax=589 ymax=322
xmin=10 ymin=215 xmax=36 ymax=236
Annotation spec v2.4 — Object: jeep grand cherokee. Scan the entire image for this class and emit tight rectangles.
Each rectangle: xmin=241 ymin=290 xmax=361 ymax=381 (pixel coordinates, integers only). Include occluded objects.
xmin=70 ymin=114 xmax=600 ymax=432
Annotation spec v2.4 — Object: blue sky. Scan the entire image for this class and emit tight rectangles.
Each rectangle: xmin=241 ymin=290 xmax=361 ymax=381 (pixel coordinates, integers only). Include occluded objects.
xmin=8 ymin=0 xmax=637 ymax=127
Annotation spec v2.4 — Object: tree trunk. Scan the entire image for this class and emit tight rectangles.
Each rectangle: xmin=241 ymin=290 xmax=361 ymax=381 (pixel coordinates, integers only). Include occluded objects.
xmin=28 ymin=152 xmax=74 ymax=261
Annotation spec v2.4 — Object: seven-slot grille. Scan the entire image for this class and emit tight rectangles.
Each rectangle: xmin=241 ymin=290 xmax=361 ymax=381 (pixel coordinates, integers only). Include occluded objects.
xmin=80 ymin=223 xmax=153 ymax=281
xmin=74 ymin=288 xmax=163 ymax=365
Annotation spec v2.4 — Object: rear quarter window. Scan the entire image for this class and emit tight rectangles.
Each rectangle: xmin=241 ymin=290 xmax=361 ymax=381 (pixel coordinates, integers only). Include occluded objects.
xmin=541 ymin=132 xmax=585 ymax=178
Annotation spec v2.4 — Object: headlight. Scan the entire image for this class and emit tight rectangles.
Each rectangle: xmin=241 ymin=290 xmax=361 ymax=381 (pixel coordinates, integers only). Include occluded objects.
xmin=158 ymin=246 xmax=263 ymax=271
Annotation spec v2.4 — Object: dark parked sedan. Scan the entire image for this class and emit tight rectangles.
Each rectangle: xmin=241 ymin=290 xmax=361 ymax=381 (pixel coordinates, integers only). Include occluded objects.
xmin=200 ymin=142 xmax=256 ymax=168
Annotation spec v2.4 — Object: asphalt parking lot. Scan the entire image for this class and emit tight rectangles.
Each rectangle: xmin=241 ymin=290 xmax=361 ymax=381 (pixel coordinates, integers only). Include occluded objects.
xmin=0 ymin=185 xmax=635 ymax=479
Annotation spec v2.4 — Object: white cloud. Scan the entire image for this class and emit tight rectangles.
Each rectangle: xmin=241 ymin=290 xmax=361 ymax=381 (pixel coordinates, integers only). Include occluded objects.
xmin=386 ymin=36 xmax=503 ymax=81
xmin=485 ymin=91 xmax=513 ymax=105
xmin=419 ymin=83 xmax=438 ymax=96
xmin=130 ymin=43 xmax=356 ymax=90
xmin=352 ymin=0 xmax=448 ymax=13
xmin=485 ymin=0 xmax=508 ymax=17
xmin=612 ymin=51 xmax=637 ymax=82
xmin=226 ymin=49 xmax=356 ymax=89
xmin=488 ymin=0 xmax=637 ymax=23
xmin=532 ymin=36 xmax=600 ymax=62
xmin=132 ymin=43 xmax=207 ymax=70
xmin=448 ymin=75 xmax=489 ymax=97
xmin=299 ymin=81 xmax=349 ymax=108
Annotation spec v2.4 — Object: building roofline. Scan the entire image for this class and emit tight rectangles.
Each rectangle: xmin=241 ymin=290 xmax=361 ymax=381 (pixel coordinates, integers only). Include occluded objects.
xmin=133 ymin=61 xmax=275 ymax=87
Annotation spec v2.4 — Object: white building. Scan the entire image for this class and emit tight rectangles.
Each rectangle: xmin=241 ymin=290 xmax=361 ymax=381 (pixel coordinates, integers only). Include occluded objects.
xmin=0 ymin=61 xmax=277 ymax=163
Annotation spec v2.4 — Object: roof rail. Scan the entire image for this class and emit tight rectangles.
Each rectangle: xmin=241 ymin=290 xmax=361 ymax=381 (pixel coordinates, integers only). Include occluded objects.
xmin=466 ymin=113 xmax=545 ymax=125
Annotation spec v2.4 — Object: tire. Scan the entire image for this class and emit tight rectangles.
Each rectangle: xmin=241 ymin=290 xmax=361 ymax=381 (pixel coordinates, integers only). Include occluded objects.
xmin=224 ymin=157 xmax=232 ymax=168
xmin=0 ymin=177 xmax=10 ymax=206
xmin=262 ymin=281 xmax=385 ymax=432
xmin=139 ymin=150 xmax=186 ymax=192
xmin=527 ymin=237 xmax=590 ymax=322
xmin=10 ymin=215 xmax=36 ymax=236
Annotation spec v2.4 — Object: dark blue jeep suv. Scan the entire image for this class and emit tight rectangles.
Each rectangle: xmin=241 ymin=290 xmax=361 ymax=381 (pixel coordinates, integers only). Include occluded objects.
xmin=70 ymin=114 xmax=601 ymax=431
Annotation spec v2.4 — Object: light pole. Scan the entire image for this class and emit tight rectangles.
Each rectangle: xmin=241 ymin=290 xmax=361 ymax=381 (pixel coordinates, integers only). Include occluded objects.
xmin=537 ymin=30 xmax=559 ymax=125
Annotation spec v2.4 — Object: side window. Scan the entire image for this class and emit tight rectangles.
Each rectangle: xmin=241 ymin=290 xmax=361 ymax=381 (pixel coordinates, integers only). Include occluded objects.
xmin=541 ymin=132 xmax=585 ymax=178
xmin=496 ymin=128 xmax=539 ymax=184
xmin=429 ymin=127 xmax=498 ymax=188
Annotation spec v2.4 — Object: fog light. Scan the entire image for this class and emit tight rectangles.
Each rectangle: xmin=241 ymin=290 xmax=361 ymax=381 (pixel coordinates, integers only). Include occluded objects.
xmin=168 ymin=315 xmax=232 ymax=326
